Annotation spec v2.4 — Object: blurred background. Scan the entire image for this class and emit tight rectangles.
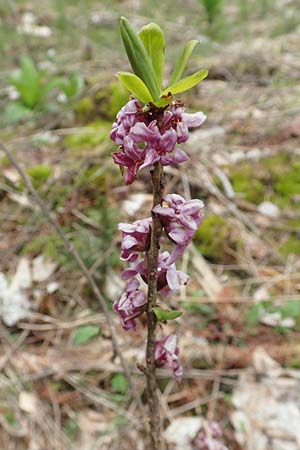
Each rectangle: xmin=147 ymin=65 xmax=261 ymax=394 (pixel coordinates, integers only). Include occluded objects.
xmin=0 ymin=0 xmax=300 ymax=449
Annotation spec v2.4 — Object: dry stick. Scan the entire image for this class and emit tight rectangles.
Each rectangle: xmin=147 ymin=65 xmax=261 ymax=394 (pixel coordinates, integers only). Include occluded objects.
xmin=146 ymin=163 xmax=164 ymax=450
xmin=0 ymin=140 xmax=145 ymax=418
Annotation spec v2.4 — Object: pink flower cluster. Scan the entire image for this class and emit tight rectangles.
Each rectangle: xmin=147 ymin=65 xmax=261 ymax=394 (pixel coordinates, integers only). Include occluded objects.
xmin=111 ymin=98 xmax=205 ymax=379
xmin=111 ymin=99 xmax=206 ymax=184
xmin=113 ymin=278 xmax=146 ymax=331
xmin=112 ymin=193 xmax=203 ymax=378
xmin=194 ymin=421 xmax=228 ymax=450
xmin=153 ymin=194 xmax=204 ymax=248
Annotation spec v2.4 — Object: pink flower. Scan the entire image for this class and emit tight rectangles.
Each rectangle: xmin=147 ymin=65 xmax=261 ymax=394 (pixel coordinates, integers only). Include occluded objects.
xmin=112 ymin=137 xmax=146 ymax=185
xmin=155 ymin=334 xmax=183 ymax=379
xmin=111 ymin=99 xmax=206 ymax=184
xmin=121 ymin=251 xmax=189 ymax=297
xmin=118 ymin=218 xmax=152 ymax=262
xmin=130 ymin=121 xmax=188 ymax=168
xmin=110 ymin=99 xmax=143 ymax=145
xmin=153 ymin=194 xmax=204 ymax=246
xmin=111 ymin=99 xmax=146 ymax=184
xmin=156 ymin=251 xmax=189 ymax=297
xmin=170 ymin=103 xmax=207 ymax=144
xmin=194 ymin=421 xmax=228 ymax=450
xmin=113 ymin=278 xmax=146 ymax=331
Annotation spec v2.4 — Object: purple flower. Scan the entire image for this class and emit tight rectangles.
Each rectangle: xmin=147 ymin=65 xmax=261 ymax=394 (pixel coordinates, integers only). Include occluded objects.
xmin=121 ymin=251 xmax=189 ymax=297
xmin=156 ymin=251 xmax=189 ymax=297
xmin=112 ymin=137 xmax=146 ymax=185
xmin=113 ymin=278 xmax=146 ymax=331
xmin=111 ymin=99 xmax=206 ymax=183
xmin=155 ymin=334 xmax=183 ymax=379
xmin=153 ymin=194 xmax=204 ymax=246
xmin=110 ymin=99 xmax=143 ymax=145
xmin=194 ymin=421 xmax=228 ymax=450
xmin=130 ymin=120 xmax=188 ymax=168
xmin=118 ymin=218 xmax=152 ymax=262
xmin=111 ymin=99 xmax=147 ymax=184
xmin=171 ymin=103 xmax=207 ymax=144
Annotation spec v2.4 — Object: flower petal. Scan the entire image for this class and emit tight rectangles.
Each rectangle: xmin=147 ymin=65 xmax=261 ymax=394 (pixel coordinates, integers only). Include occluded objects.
xmin=181 ymin=111 xmax=206 ymax=128
xmin=140 ymin=148 xmax=160 ymax=169
xmin=161 ymin=148 xmax=189 ymax=166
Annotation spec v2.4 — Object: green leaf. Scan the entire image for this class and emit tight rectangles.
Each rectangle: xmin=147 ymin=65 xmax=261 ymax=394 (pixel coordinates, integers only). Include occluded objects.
xmin=43 ymin=76 xmax=66 ymax=98
xmin=72 ymin=325 xmax=100 ymax=345
xmin=120 ymin=17 xmax=160 ymax=100
xmin=10 ymin=56 xmax=43 ymax=108
xmin=55 ymin=72 xmax=84 ymax=99
xmin=117 ymin=71 xmax=153 ymax=103
xmin=170 ymin=40 xmax=199 ymax=85
xmin=111 ymin=373 xmax=129 ymax=394
xmin=153 ymin=307 xmax=182 ymax=321
xmin=279 ymin=300 xmax=300 ymax=319
xmin=162 ymin=69 xmax=208 ymax=96
xmin=65 ymin=71 xmax=84 ymax=98
xmin=139 ymin=23 xmax=165 ymax=88
xmin=4 ymin=102 xmax=33 ymax=125
xmin=246 ymin=304 xmax=262 ymax=326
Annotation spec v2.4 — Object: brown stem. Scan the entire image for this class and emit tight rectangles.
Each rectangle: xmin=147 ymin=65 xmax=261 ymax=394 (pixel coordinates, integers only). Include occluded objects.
xmin=146 ymin=163 xmax=164 ymax=450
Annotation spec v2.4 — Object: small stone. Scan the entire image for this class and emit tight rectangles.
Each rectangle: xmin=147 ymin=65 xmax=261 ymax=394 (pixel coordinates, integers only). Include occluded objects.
xmin=253 ymin=287 xmax=270 ymax=302
xmin=247 ymin=148 xmax=261 ymax=162
xmin=32 ymin=255 xmax=57 ymax=282
xmin=260 ymin=312 xmax=281 ymax=327
xmin=46 ymin=281 xmax=59 ymax=294
xmin=165 ymin=417 xmax=203 ymax=450
xmin=257 ymin=201 xmax=280 ymax=218
xmin=279 ymin=317 xmax=296 ymax=328
xmin=19 ymin=392 xmax=38 ymax=415
xmin=122 ymin=193 xmax=149 ymax=216
xmin=230 ymin=150 xmax=246 ymax=163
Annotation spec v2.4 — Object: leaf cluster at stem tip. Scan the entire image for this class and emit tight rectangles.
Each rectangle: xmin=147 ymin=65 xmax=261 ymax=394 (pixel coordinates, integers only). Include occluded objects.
xmin=118 ymin=17 xmax=208 ymax=106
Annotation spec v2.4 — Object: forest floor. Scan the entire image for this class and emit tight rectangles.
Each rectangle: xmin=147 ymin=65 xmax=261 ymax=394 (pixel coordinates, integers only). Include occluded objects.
xmin=0 ymin=0 xmax=300 ymax=449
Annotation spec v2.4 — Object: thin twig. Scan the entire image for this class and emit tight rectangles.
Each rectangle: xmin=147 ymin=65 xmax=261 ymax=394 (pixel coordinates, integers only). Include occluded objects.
xmin=0 ymin=139 xmax=145 ymax=418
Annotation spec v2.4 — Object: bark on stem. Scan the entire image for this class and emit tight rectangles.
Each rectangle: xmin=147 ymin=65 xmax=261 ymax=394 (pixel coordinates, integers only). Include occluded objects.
xmin=146 ymin=162 xmax=164 ymax=450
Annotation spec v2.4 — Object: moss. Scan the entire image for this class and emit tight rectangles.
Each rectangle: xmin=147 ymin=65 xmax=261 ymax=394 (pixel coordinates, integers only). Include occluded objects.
xmin=275 ymin=165 xmax=300 ymax=197
xmin=230 ymin=163 xmax=265 ymax=204
xmin=286 ymin=218 xmax=300 ymax=228
xmin=64 ymin=120 xmax=111 ymax=151
xmin=194 ymin=214 xmax=231 ymax=261
xmin=288 ymin=358 xmax=300 ymax=369
xmin=228 ymin=152 xmax=300 ymax=209
xmin=264 ymin=153 xmax=300 ymax=209
xmin=279 ymin=236 xmax=300 ymax=255
xmin=95 ymin=81 xmax=129 ymax=121
xmin=261 ymin=152 xmax=290 ymax=176
xmin=0 ymin=156 xmax=10 ymax=167
xmin=27 ymin=165 xmax=52 ymax=188
xmin=74 ymin=96 xmax=95 ymax=122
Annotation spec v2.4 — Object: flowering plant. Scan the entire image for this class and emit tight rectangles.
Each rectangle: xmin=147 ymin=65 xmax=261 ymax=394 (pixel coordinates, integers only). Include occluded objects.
xmin=194 ymin=421 xmax=229 ymax=450
xmin=111 ymin=17 xmax=207 ymax=449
